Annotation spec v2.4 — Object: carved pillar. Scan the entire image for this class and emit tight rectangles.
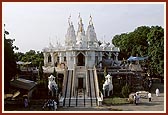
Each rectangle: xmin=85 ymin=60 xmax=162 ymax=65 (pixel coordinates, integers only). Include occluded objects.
xmin=85 ymin=52 xmax=88 ymax=67
xmin=59 ymin=52 xmax=64 ymax=64
xmin=85 ymin=66 xmax=88 ymax=96
xmin=50 ymin=53 xmax=55 ymax=66
xmin=114 ymin=52 xmax=119 ymax=61
xmin=99 ymin=52 xmax=102 ymax=61
xmin=116 ymin=52 xmax=119 ymax=61
xmin=108 ymin=52 xmax=111 ymax=59
xmin=73 ymin=52 xmax=76 ymax=65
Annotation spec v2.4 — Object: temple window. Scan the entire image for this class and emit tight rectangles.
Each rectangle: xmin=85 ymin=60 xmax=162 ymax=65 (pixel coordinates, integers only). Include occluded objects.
xmin=95 ymin=56 xmax=98 ymax=65
xmin=48 ymin=54 xmax=51 ymax=62
xmin=57 ymin=57 xmax=60 ymax=63
xmin=64 ymin=57 xmax=66 ymax=61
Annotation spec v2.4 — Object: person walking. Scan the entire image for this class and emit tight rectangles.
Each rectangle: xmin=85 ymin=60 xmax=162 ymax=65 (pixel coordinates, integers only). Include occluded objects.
xmin=53 ymin=100 xmax=57 ymax=111
xmin=133 ymin=94 xmax=137 ymax=105
xmin=24 ymin=97 xmax=29 ymax=108
xmin=148 ymin=92 xmax=152 ymax=102
xmin=156 ymin=88 xmax=160 ymax=97
xmin=136 ymin=93 xmax=140 ymax=104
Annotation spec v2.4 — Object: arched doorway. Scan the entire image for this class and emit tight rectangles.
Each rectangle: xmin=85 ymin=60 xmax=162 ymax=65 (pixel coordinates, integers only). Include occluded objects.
xmin=78 ymin=78 xmax=83 ymax=89
xmin=48 ymin=54 xmax=51 ymax=62
xmin=77 ymin=53 xmax=85 ymax=66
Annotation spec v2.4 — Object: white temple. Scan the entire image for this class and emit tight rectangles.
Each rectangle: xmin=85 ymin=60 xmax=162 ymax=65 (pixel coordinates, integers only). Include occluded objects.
xmin=42 ymin=15 xmax=120 ymax=107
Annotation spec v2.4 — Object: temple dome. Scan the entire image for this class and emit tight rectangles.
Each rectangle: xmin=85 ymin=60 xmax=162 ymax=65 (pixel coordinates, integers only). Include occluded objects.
xmin=76 ymin=15 xmax=87 ymax=47
xmin=86 ymin=25 xmax=98 ymax=42
xmin=86 ymin=16 xmax=98 ymax=48
xmin=65 ymin=16 xmax=76 ymax=46
xmin=54 ymin=41 xmax=63 ymax=49
xmin=100 ymin=41 xmax=107 ymax=50
xmin=76 ymin=31 xmax=87 ymax=47
xmin=109 ymin=43 xmax=114 ymax=48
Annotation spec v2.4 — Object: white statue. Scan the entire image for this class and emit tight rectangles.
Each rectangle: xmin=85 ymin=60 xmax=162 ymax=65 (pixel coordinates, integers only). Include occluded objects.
xmin=103 ymin=74 xmax=113 ymax=97
xmin=48 ymin=75 xmax=58 ymax=97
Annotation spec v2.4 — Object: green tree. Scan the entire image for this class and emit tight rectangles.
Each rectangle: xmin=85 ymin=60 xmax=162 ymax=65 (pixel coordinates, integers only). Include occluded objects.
xmin=4 ymin=25 xmax=17 ymax=92
xmin=38 ymin=61 xmax=43 ymax=80
xmin=112 ymin=25 xmax=164 ymax=77
xmin=15 ymin=50 xmax=44 ymax=67
xmin=15 ymin=52 xmax=24 ymax=61
xmin=147 ymin=26 xmax=164 ymax=77
xmin=112 ymin=26 xmax=150 ymax=59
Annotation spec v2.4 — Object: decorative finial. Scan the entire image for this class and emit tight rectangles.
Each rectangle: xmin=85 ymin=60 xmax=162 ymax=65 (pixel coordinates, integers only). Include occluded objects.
xmin=89 ymin=14 xmax=93 ymax=25
xmin=78 ymin=12 xmax=80 ymax=19
xmin=78 ymin=13 xmax=83 ymax=32
xmin=78 ymin=12 xmax=82 ymax=23
xmin=68 ymin=14 xmax=71 ymax=26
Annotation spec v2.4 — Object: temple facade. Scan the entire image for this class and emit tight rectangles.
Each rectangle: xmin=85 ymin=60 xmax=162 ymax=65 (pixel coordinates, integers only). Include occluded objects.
xmin=42 ymin=15 xmax=120 ymax=107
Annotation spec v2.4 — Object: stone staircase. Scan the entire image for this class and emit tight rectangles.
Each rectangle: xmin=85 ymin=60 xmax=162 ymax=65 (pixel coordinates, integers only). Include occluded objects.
xmin=60 ymin=66 xmax=101 ymax=107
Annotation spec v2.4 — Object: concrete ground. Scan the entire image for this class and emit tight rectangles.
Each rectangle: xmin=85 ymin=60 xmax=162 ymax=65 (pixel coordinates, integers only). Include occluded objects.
xmin=57 ymin=83 xmax=165 ymax=112
xmin=4 ymin=83 xmax=165 ymax=112
xmin=57 ymin=92 xmax=164 ymax=111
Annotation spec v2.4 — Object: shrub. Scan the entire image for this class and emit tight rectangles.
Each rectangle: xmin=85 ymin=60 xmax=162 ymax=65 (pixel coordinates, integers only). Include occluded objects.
xmin=121 ymin=84 xmax=130 ymax=98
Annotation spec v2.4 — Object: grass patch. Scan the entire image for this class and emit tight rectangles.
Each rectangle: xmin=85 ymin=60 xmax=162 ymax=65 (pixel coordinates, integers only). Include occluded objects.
xmin=103 ymin=97 xmax=130 ymax=105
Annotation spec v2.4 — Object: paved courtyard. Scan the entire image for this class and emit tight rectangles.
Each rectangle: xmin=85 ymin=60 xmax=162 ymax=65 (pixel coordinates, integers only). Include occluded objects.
xmin=4 ymin=83 xmax=165 ymax=112
xmin=57 ymin=82 xmax=165 ymax=112
xmin=57 ymin=92 xmax=164 ymax=111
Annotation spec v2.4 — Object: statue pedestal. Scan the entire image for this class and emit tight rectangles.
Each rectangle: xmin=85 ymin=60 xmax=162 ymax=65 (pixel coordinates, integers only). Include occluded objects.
xmin=97 ymin=97 xmax=102 ymax=106
xmin=59 ymin=97 xmax=64 ymax=106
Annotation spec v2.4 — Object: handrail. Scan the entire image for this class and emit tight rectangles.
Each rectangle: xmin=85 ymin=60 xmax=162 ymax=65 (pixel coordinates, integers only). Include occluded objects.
xmin=63 ymin=70 xmax=69 ymax=106
xmin=69 ymin=70 xmax=73 ymax=107
xmin=88 ymin=69 xmax=92 ymax=106
xmin=62 ymin=68 xmax=67 ymax=97
xmin=71 ymin=64 xmax=76 ymax=97
xmin=93 ymin=65 xmax=100 ymax=97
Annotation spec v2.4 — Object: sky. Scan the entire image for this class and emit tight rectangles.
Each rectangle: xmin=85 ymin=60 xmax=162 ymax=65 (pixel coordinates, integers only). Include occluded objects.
xmin=2 ymin=2 xmax=165 ymax=53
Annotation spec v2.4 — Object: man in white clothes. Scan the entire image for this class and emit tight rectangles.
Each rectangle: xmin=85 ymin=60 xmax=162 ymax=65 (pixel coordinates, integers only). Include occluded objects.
xmin=156 ymin=88 xmax=160 ymax=97
xmin=53 ymin=100 xmax=57 ymax=111
xmin=148 ymin=92 xmax=152 ymax=102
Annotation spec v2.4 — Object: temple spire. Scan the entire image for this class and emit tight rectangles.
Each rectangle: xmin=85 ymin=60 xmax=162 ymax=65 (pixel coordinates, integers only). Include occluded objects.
xmin=89 ymin=14 xmax=93 ymax=25
xmin=68 ymin=14 xmax=71 ymax=26
xmin=78 ymin=12 xmax=81 ymax=19
xmin=78 ymin=13 xmax=83 ymax=32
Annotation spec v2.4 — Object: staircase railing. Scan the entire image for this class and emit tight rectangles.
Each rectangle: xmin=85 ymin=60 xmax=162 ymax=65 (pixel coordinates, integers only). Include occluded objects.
xmin=93 ymin=65 xmax=100 ymax=97
xmin=76 ymin=89 xmax=78 ymax=106
xmin=71 ymin=64 xmax=76 ymax=98
xmin=69 ymin=70 xmax=73 ymax=106
xmin=88 ymin=69 xmax=92 ymax=106
xmin=63 ymin=70 xmax=69 ymax=106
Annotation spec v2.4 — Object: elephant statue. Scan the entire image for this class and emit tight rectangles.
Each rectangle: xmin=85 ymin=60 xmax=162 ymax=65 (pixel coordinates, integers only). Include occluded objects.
xmin=103 ymin=74 xmax=113 ymax=97
xmin=48 ymin=75 xmax=58 ymax=97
